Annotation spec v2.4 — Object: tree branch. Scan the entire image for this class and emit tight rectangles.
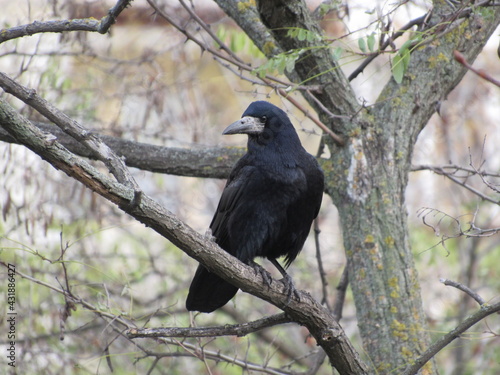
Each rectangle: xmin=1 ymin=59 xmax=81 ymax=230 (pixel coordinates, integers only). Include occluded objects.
xmin=0 ymin=72 xmax=139 ymax=192
xmin=348 ymin=13 xmax=429 ymax=81
xmin=412 ymin=164 xmax=500 ymax=178
xmin=440 ymin=278 xmax=486 ymax=306
xmin=0 ymin=120 xmax=243 ymax=179
xmin=401 ymin=301 xmax=500 ymax=375
xmin=0 ymin=97 xmax=368 ymax=375
xmin=412 ymin=164 xmax=499 ymax=205
xmin=147 ymin=0 xmax=344 ymax=145
xmin=255 ymin=0 xmax=360 ymax=129
xmin=0 ymin=261 xmax=294 ymax=375
xmin=127 ymin=313 xmax=292 ymax=338
xmin=313 ymin=219 xmax=331 ymax=311
xmin=453 ymin=50 xmax=500 ymax=87
xmin=0 ymin=0 xmax=132 ymax=44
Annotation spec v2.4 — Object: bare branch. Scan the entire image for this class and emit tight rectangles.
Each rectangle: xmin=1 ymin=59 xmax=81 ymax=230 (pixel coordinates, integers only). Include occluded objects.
xmin=440 ymin=278 xmax=486 ymax=306
xmin=0 ymin=121 xmax=243 ymax=179
xmin=0 ymin=0 xmax=133 ymax=44
xmin=0 ymin=261 xmax=135 ymax=329
xmin=412 ymin=164 xmax=500 ymax=205
xmin=0 ymin=261 xmax=294 ymax=375
xmin=453 ymin=50 xmax=500 ymax=87
xmin=313 ymin=219 xmax=331 ymax=311
xmin=401 ymin=301 xmax=500 ymax=375
xmin=0 ymin=97 xmax=369 ymax=375
xmin=412 ymin=164 xmax=500 ymax=178
xmin=127 ymin=313 xmax=292 ymax=338
xmin=468 ymin=150 xmax=500 ymax=194
xmin=332 ymin=266 xmax=349 ymax=323
xmin=98 ymin=0 xmax=134 ymax=34
xmin=146 ymin=0 xmax=344 ymax=145
xmin=0 ymin=72 xmax=140 ymax=193
xmin=417 ymin=207 xmax=500 ymax=251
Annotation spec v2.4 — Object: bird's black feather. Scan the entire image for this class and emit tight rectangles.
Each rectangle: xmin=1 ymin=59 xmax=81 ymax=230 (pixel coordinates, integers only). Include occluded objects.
xmin=186 ymin=101 xmax=324 ymax=313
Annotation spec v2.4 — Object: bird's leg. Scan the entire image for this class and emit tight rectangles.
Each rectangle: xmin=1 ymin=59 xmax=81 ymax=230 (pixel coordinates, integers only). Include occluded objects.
xmin=269 ymin=259 xmax=300 ymax=305
xmin=248 ymin=260 xmax=273 ymax=288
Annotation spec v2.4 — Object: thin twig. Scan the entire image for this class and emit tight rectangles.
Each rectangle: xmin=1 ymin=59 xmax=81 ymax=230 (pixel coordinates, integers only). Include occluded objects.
xmin=0 ymin=72 xmax=141 ymax=196
xmin=1 ymin=259 xmax=296 ymax=374
xmin=453 ymin=50 xmax=500 ymax=87
xmin=348 ymin=14 xmax=428 ymax=81
xmin=440 ymin=278 xmax=486 ymax=306
xmin=313 ymin=219 xmax=331 ymax=311
xmin=412 ymin=164 xmax=500 ymax=178
xmin=401 ymin=301 xmax=500 ymax=375
xmin=146 ymin=0 xmax=344 ymax=145
xmin=0 ymin=261 xmax=135 ymax=328
xmin=413 ymin=163 xmax=499 ymax=205
xmin=0 ymin=0 xmax=132 ymax=44
xmin=332 ymin=266 xmax=349 ymax=322
xmin=349 ymin=0 xmax=497 ymax=81
xmin=468 ymin=145 xmax=500 ymax=194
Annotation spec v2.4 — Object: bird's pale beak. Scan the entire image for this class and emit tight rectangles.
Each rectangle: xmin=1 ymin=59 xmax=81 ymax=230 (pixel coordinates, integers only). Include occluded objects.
xmin=222 ymin=116 xmax=265 ymax=135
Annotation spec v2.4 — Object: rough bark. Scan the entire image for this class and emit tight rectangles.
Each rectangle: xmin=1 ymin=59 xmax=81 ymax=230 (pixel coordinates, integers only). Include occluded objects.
xmin=0 ymin=121 xmax=244 ymax=179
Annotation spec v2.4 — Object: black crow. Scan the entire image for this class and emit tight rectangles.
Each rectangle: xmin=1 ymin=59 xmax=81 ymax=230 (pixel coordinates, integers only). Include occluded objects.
xmin=186 ymin=101 xmax=324 ymax=313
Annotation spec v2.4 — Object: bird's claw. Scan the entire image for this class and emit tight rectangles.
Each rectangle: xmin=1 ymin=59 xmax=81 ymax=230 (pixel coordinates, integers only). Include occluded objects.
xmin=249 ymin=261 xmax=273 ymax=288
xmin=281 ymin=274 xmax=300 ymax=306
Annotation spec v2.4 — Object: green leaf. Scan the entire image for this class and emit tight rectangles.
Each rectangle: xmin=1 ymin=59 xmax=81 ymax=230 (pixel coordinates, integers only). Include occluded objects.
xmin=306 ymin=30 xmax=319 ymax=42
xmin=367 ymin=33 xmax=376 ymax=52
xmin=276 ymin=55 xmax=287 ymax=75
xmin=402 ymin=48 xmax=411 ymax=71
xmin=332 ymin=46 xmax=343 ymax=61
xmin=285 ymin=55 xmax=297 ymax=73
xmin=232 ymin=32 xmax=246 ymax=52
xmin=297 ymin=29 xmax=307 ymax=41
xmin=287 ymin=28 xmax=320 ymax=43
xmin=392 ymin=48 xmax=411 ymax=84
xmin=391 ymin=35 xmax=423 ymax=84
xmin=287 ymin=28 xmax=299 ymax=39
xmin=215 ymin=25 xmax=226 ymax=49
xmin=358 ymin=37 xmax=367 ymax=53
xmin=392 ymin=53 xmax=405 ymax=84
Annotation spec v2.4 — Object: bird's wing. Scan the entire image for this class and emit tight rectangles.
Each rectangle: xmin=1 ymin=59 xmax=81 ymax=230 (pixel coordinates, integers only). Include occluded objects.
xmin=209 ymin=161 xmax=256 ymax=254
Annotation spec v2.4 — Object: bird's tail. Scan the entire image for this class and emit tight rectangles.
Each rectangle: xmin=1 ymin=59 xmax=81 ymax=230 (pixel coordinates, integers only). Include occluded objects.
xmin=186 ymin=265 xmax=238 ymax=313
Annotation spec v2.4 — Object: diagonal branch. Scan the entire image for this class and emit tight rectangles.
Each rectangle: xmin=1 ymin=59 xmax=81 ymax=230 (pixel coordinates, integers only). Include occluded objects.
xmin=0 ymin=97 xmax=368 ymax=375
xmin=348 ymin=13 xmax=428 ymax=81
xmin=453 ymin=50 xmax=500 ymax=87
xmin=440 ymin=278 xmax=486 ymax=306
xmin=255 ymin=0 xmax=360 ymax=124
xmin=0 ymin=72 xmax=139 ymax=192
xmin=146 ymin=0 xmax=344 ymax=145
xmin=0 ymin=0 xmax=133 ymax=44
xmin=412 ymin=164 xmax=499 ymax=205
xmin=401 ymin=301 xmax=500 ymax=375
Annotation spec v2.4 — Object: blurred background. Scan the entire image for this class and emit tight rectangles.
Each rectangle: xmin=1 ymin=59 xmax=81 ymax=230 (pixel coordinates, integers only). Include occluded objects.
xmin=0 ymin=1 xmax=499 ymax=374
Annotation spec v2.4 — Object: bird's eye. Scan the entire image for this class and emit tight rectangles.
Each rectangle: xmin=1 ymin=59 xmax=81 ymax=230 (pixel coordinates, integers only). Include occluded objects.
xmin=261 ymin=116 xmax=267 ymax=123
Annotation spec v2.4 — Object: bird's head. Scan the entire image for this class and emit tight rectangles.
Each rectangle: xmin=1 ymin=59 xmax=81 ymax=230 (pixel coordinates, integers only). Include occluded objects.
xmin=222 ymin=101 xmax=300 ymax=149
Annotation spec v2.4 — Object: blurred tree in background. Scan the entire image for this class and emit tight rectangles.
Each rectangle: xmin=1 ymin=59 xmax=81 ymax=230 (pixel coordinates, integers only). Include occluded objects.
xmin=0 ymin=1 xmax=499 ymax=374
